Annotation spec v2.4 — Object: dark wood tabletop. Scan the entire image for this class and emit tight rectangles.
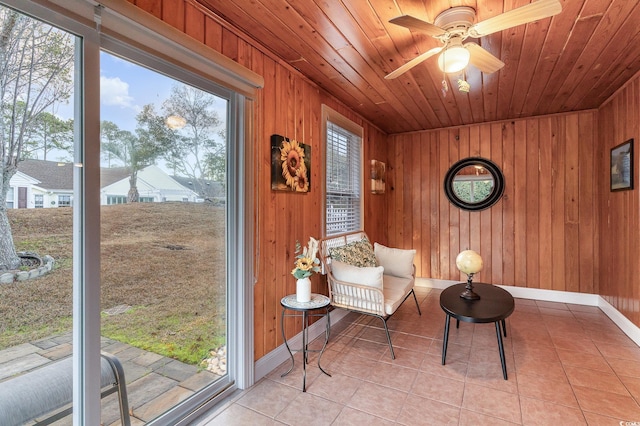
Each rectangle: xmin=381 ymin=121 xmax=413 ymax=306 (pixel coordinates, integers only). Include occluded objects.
xmin=440 ymin=283 xmax=514 ymax=323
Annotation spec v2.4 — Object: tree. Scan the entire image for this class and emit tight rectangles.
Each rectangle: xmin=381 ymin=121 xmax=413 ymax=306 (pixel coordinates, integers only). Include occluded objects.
xmin=21 ymin=108 xmax=73 ymax=160
xmin=162 ymin=85 xmax=225 ymax=181
xmin=100 ymin=105 xmax=176 ymax=202
xmin=0 ymin=8 xmax=74 ymax=270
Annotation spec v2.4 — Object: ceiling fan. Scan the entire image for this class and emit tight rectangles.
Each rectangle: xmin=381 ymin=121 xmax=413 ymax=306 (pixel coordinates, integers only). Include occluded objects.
xmin=385 ymin=0 xmax=562 ymax=79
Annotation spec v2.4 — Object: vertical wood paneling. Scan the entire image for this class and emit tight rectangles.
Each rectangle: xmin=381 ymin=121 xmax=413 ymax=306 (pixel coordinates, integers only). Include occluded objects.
xmin=387 ymin=111 xmax=599 ymax=294
xmin=525 ymin=119 xmax=540 ymax=288
xmin=538 ymin=118 xmax=553 ymax=290
xmin=513 ymin=120 xmax=527 ymax=286
xmin=502 ymin=121 xmax=515 ymax=286
xmin=599 ymin=74 xmax=640 ymax=328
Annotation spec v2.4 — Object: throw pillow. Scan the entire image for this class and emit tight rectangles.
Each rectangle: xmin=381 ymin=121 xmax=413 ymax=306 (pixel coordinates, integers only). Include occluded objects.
xmin=329 ymin=238 xmax=377 ymax=267
xmin=374 ymin=242 xmax=416 ymax=279
xmin=330 ymin=260 xmax=384 ymax=289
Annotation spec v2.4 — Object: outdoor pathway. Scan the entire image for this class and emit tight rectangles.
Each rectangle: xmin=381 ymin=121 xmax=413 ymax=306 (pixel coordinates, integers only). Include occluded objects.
xmin=0 ymin=333 xmax=221 ymax=425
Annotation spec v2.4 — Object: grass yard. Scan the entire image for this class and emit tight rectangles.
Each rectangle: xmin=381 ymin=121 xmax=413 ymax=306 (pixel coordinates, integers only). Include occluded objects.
xmin=0 ymin=202 xmax=226 ymax=365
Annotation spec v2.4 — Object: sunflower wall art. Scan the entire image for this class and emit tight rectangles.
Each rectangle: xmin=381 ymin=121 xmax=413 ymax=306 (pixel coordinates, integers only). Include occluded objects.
xmin=271 ymin=134 xmax=311 ymax=192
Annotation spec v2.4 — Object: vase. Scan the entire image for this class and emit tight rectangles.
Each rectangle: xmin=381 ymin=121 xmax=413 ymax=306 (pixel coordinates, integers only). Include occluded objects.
xmin=296 ymin=277 xmax=311 ymax=302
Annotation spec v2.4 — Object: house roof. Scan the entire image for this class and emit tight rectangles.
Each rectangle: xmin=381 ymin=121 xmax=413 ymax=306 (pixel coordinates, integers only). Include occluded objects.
xmin=16 ymin=160 xmax=202 ymax=195
xmin=17 ymin=159 xmax=74 ymax=190
xmin=171 ymin=175 xmax=224 ymax=199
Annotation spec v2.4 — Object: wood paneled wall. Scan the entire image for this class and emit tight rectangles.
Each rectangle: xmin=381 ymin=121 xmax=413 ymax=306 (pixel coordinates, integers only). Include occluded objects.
xmin=386 ymin=112 xmax=599 ymax=294
xmin=128 ymin=0 xmax=388 ymax=360
xmin=128 ymin=0 xmax=640 ymax=360
xmin=598 ymin=75 xmax=640 ymax=327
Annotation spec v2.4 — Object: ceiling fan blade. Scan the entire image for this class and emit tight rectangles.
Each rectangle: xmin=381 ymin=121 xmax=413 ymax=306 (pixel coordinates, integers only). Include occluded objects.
xmin=385 ymin=47 xmax=443 ymax=79
xmin=465 ymin=43 xmax=505 ymax=73
xmin=470 ymin=0 xmax=562 ymax=37
xmin=389 ymin=15 xmax=447 ymax=37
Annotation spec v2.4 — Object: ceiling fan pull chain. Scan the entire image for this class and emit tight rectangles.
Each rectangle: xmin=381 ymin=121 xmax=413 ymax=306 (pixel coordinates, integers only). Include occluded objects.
xmin=441 ymin=50 xmax=448 ymax=97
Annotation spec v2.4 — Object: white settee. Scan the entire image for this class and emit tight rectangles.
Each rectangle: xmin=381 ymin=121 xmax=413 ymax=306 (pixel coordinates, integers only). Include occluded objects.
xmin=318 ymin=231 xmax=421 ymax=359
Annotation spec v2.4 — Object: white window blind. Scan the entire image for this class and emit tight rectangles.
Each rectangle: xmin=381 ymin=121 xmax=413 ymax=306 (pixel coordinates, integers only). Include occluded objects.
xmin=326 ymin=121 xmax=361 ymax=235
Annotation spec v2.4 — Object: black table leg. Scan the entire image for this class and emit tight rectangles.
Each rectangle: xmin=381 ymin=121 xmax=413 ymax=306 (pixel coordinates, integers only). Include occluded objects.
xmin=280 ymin=308 xmax=294 ymax=378
xmin=495 ymin=321 xmax=507 ymax=380
xmin=502 ymin=319 xmax=507 ymax=337
xmin=442 ymin=314 xmax=451 ymax=365
xmin=302 ymin=310 xmax=308 ymax=391
xmin=317 ymin=307 xmax=332 ymax=377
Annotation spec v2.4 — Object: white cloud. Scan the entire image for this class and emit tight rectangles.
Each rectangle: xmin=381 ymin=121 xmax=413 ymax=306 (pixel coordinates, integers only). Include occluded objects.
xmin=100 ymin=76 xmax=135 ymax=109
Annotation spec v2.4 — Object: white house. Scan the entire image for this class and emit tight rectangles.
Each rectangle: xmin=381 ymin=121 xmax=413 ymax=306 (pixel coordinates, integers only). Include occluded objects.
xmin=8 ymin=160 xmax=200 ymax=208
xmin=8 ymin=160 xmax=74 ymax=208
xmin=100 ymin=165 xmax=200 ymax=204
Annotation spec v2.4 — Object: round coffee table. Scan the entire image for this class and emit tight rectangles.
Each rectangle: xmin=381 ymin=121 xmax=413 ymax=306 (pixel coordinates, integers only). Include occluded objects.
xmin=440 ymin=283 xmax=514 ymax=379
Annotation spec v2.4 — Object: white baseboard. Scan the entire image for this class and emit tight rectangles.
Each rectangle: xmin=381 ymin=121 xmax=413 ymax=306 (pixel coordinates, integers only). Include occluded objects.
xmin=597 ymin=297 xmax=640 ymax=346
xmin=253 ymin=308 xmax=350 ymax=383
xmin=416 ymin=278 xmax=640 ymax=346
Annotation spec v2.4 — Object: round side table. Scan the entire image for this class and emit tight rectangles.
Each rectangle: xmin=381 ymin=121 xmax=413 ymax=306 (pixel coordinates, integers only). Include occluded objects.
xmin=280 ymin=293 xmax=331 ymax=391
xmin=440 ymin=283 xmax=515 ymax=379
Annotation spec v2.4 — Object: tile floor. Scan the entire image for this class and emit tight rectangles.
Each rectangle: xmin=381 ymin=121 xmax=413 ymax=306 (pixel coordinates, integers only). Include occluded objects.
xmin=196 ymin=286 xmax=640 ymax=425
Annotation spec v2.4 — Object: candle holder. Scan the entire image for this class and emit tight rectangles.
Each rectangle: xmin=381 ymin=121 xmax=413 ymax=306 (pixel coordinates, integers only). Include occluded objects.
xmin=456 ymin=250 xmax=483 ymax=301
xmin=460 ymin=272 xmax=480 ymax=300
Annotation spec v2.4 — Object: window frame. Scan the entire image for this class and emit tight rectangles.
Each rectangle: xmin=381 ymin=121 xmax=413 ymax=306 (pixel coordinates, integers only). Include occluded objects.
xmin=321 ymin=105 xmax=364 ymax=237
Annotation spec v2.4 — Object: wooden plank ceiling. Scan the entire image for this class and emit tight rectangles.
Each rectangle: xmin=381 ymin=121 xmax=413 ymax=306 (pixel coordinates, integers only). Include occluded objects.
xmin=194 ymin=0 xmax=640 ymax=135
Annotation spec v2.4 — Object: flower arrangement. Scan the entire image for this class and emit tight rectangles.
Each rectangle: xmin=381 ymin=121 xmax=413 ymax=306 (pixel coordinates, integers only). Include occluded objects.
xmin=291 ymin=237 xmax=321 ymax=279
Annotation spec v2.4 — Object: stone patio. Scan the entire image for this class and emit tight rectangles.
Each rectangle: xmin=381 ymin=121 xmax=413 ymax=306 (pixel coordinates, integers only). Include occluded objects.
xmin=0 ymin=333 xmax=222 ymax=425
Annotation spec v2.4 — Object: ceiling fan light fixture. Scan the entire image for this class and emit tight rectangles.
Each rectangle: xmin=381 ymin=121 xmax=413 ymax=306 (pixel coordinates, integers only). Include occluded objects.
xmin=438 ymin=45 xmax=470 ymax=73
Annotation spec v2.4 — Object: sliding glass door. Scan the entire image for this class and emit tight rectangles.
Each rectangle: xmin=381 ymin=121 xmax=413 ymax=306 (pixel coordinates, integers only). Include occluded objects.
xmin=0 ymin=1 xmax=247 ymax=424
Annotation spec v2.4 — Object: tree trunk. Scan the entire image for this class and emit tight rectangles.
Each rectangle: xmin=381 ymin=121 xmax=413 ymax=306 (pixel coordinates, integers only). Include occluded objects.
xmin=128 ymin=173 xmax=139 ymax=202
xmin=0 ymin=208 xmax=20 ymax=271
xmin=128 ymin=186 xmax=139 ymax=203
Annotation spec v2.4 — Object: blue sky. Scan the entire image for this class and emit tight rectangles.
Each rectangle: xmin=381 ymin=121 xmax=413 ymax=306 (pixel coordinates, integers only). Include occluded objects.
xmin=53 ymin=51 xmax=227 ymax=173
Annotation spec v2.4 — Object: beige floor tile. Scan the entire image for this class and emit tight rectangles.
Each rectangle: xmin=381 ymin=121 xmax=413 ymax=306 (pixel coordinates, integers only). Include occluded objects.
xmin=202 ymin=404 xmax=278 ymax=425
xmin=274 ymin=392 xmax=343 ymax=425
xmin=564 ymin=365 xmax=629 ymax=396
xmin=519 ymin=396 xmax=586 ymax=425
xmin=573 ymin=385 xmax=640 ymax=420
xmin=395 ymin=394 xmax=460 ymax=425
xmin=346 ymin=381 xmax=407 ymax=421
xmin=556 ymin=348 xmax=612 ymax=372
xmin=410 ymin=371 xmax=465 ymax=406
xmin=235 ymin=379 xmax=300 ymax=418
xmin=305 ymin=371 xmax=362 ymax=404
xmin=332 ymin=407 xmax=395 ymax=425
xmin=458 ymin=409 xmax=519 ymax=425
xmin=461 ymin=383 xmax=521 ymax=424
xmin=516 ymin=372 xmax=578 ymax=407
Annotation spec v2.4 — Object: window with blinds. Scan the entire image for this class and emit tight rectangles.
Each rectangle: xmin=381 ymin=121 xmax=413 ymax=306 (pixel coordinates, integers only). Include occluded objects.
xmin=326 ymin=121 xmax=362 ymax=236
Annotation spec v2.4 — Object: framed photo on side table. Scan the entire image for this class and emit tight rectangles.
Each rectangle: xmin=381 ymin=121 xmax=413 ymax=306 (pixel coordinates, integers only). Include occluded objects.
xmin=611 ymin=139 xmax=634 ymax=192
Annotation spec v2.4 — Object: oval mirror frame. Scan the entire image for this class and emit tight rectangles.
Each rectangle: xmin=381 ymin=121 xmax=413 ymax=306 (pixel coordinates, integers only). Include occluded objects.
xmin=444 ymin=157 xmax=505 ymax=211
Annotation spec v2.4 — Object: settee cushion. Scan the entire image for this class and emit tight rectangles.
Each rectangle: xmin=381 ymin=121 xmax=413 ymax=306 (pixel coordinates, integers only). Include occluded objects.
xmin=331 ymin=260 xmax=384 ymax=289
xmin=382 ymin=274 xmax=415 ymax=315
xmin=374 ymin=243 xmax=416 ymax=279
xmin=329 ymin=238 xmax=377 ymax=267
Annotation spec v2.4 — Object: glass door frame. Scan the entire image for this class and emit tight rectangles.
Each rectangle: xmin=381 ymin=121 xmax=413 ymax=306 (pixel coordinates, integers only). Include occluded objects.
xmin=0 ymin=1 xmax=255 ymax=424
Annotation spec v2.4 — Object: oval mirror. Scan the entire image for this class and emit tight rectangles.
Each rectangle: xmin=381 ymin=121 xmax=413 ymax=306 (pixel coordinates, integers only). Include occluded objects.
xmin=444 ymin=157 xmax=504 ymax=211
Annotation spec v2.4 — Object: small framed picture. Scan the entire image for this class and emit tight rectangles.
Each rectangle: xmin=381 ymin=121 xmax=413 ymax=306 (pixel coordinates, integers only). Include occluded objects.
xmin=271 ymin=134 xmax=311 ymax=192
xmin=610 ymin=139 xmax=634 ymax=192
